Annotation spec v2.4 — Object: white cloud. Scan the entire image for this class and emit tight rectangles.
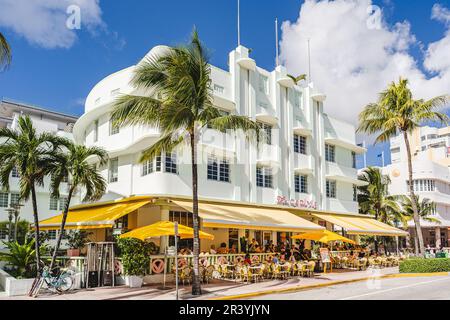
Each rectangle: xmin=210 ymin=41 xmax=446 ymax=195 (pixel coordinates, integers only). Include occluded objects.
xmin=432 ymin=3 xmax=450 ymax=25
xmin=280 ymin=0 xmax=450 ymax=129
xmin=0 ymin=0 xmax=106 ymax=49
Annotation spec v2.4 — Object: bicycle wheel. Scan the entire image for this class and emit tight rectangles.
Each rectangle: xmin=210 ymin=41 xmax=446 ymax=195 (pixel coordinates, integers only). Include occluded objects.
xmin=57 ymin=275 xmax=74 ymax=293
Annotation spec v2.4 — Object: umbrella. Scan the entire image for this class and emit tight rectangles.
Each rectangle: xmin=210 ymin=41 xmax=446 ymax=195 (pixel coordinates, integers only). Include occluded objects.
xmin=292 ymin=230 xmax=356 ymax=244
xmin=119 ymin=221 xmax=214 ymax=300
xmin=119 ymin=221 xmax=215 ymax=241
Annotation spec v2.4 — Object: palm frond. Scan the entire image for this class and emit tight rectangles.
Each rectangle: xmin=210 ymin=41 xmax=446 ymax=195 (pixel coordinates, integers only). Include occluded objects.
xmin=140 ymin=133 xmax=186 ymax=163
xmin=0 ymin=32 xmax=11 ymax=71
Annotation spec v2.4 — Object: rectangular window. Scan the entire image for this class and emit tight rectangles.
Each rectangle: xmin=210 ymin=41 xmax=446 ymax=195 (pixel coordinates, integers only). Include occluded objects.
xmin=207 ymin=156 xmax=231 ymax=183
xmin=0 ymin=193 xmax=9 ymax=208
xmin=213 ymin=84 xmax=225 ymax=94
xmin=207 ymin=156 xmax=218 ymax=181
xmin=109 ymin=118 xmax=120 ymax=136
xmin=142 ymin=160 xmax=153 ymax=177
xmin=47 ymin=230 xmax=57 ymax=240
xmin=256 ymin=167 xmax=273 ymax=189
xmin=325 ymin=144 xmax=336 ymax=163
xmin=49 ymin=197 xmax=59 ymax=211
xmin=294 ymin=135 xmax=307 ymax=155
xmin=59 ymin=197 xmax=68 ymax=211
xmin=326 ymin=180 xmax=337 ymax=198
xmin=11 ymin=167 xmax=19 ymax=178
xmin=94 ymin=120 xmax=99 ymax=142
xmin=352 ymin=152 xmax=357 ymax=169
xmin=10 ymin=193 xmax=20 ymax=207
xmin=259 ymin=75 xmax=269 ymax=94
xmin=353 ymin=185 xmax=358 ymax=202
xmin=165 ymin=153 xmax=177 ymax=174
xmin=155 ymin=154 xmax=162 ymax=172
xmin=295 ymin=175 xmax=308 ymax=194
xmin=0 ymin=229 xmax=7 ymax=240
xmin=259 ymin=122 xmax=273 ymax=145
xmin=109 ymin=158 xmax=119 ymax=183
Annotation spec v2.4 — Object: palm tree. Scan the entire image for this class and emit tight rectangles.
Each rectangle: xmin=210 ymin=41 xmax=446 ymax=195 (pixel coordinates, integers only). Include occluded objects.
xmin=358 ymin=167 xmax=405 ymax=253
xmin=0 ymin=116 xmax=66 ymax=273
xmin=358 ymin=78 xmax=449 ymax=255
xmin=401 ymin=195 xmax=441 ymax=253
xmin=287 ymin=74 xmax=307 ymax=85
xmin=48 ymin=143 xmax=108 ymax=270
xmin=0 ymin=32 xmax=12 ymax=71
xmin=111 ymin=29 xmax=261 ymax=296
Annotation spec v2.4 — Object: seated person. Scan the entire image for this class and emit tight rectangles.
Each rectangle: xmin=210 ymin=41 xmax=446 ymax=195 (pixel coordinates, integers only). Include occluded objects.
xmin=229 ymin=244 xmax=237 ymax=254
xmin=248 ymin=239 xmax=259 ymax=253
xmin=244 ymin=254 xmax=252 ymax=265
xmin=272 ymin=254 xmax=280 ymax=265
xmin=209 ymin=245 xmax=217 ymax=255
xmin=180 ymin=247 xmax=192 ymax=255
xmin=216 ymin=242 xmax=229 ymax=254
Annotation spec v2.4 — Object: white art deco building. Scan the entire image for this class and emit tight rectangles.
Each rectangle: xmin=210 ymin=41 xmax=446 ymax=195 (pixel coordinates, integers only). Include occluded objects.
xmin=383 ymin=126 xmax=450 ymax=248
xmin=40 ymin=45 xmax=406 ymax=251
xmin=73 ymin=45 xmax=366 ymax=213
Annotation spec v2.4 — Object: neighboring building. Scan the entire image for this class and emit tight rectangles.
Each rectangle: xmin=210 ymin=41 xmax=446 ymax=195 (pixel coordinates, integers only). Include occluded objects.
xmin=0 ymin=99 xmax=79 ymax=245
xmin=383 ymin=126 xmax=450 ymax=248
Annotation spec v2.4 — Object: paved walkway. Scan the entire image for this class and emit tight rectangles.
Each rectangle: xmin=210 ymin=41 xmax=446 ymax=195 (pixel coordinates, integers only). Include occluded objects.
xmin=0 ymin=268 xmax=399 ymax=300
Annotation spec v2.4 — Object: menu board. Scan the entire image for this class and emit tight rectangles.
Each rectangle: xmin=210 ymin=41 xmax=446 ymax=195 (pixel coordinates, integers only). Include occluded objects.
xmin=320 ymin=248 xmax=331 ymax=263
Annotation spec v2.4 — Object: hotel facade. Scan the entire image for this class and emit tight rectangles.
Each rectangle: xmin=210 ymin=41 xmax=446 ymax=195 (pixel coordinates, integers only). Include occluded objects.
xmin=40 ymin=46 xmax=406 ymax=252
xmin=383 ymin=126 xmax=450 ymax=249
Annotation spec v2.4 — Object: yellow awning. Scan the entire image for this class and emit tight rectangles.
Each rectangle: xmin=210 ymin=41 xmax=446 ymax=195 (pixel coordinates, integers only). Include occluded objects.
xmin=120 ymin=221 xmax=215 ymax=241
xmin=171 ymin=200 xmax=325 ymax=233
xmin=38 ymin=199 xmax=152 ymax=231
xmin=312 ymin=213 xmax=408 ymax=237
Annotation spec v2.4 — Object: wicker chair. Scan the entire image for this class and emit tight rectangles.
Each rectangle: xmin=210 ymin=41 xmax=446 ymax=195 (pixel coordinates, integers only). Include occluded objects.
xmin=179 ymin=267 xmax=192 ymax=286
xmin=307 ymin=261 xmax=316 ymax=277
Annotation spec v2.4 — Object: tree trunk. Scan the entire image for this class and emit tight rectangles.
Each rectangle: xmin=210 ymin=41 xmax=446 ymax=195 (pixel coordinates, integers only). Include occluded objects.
xmin=14 ymin=212 xmax=19 ymax=242
xmin=8 ymin=214 xmax=13 ymax=242
xmin=50 ymin=187 xmax=75 ymax=270
xmin=190 ymin=133 xmax=202 ymax=296
xmin=374 ymin=210 xmax=379 ymax=254
xmin=30 ymin=184 xmax=41 ymax=275
xmin=403 ymin=131 xmax=425 ymax=256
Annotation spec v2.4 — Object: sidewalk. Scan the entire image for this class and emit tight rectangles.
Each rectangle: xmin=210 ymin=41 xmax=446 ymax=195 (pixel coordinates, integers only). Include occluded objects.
xmin=0 ymin=268 xmax=400 ymax=300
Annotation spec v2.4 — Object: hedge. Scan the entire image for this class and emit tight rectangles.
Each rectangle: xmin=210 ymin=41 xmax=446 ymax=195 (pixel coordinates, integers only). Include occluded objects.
xmin=399 ymin=258 xmax=450 ymax=273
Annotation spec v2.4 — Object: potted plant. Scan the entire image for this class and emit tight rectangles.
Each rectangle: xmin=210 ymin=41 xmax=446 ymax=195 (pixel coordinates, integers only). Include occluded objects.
xmin=117 ymin=238 xmax=151 ymax=288
xmin=64 ymin=231 xmax=91 ymax=257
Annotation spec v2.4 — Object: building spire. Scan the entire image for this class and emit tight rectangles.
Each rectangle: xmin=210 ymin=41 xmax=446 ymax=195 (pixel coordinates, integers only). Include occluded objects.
xmin=237 ymin=0 xmax=241 ymax=47
xmin=275 ymin=18 xmax=280 ymax=67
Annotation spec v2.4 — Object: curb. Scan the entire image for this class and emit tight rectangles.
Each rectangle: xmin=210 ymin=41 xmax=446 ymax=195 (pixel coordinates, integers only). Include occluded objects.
xmin=209 ymin=272 xmax=448 ymax=300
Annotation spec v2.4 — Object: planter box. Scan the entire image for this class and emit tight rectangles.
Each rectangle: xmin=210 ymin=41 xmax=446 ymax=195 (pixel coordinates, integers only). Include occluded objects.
xmin=125 ymin=276 xmax=144 ymax=288
xmin=67 ymin=249 xmax=80 ymax=257
xmin=0 ymin=269 xmax=35 ymax=297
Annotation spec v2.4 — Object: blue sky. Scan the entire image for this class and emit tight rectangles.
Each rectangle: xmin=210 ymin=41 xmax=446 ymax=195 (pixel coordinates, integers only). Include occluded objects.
xmin=0 ymin=0 xmax=449 ymax=169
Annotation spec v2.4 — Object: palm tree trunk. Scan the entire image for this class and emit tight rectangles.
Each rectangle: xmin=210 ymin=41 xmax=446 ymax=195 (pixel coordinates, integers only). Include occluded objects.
xmin=50 ymin=187 xmax=74 ymax=270
xmin=190 ymin=133 xmax=202 ymax=296
xmin=374 ymin=210 xmax=379 ymax=253
xmin=403 ymin=131 xmax=425 ymax=255
xmin=30 ymin=184 xmax=41 ymax=275
xmin=14 ymin=213 xmax=19 ymax=242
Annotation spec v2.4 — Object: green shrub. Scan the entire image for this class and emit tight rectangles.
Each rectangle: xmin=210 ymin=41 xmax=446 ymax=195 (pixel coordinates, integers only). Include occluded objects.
xmin=0 ymin=239 xmax=37 ymax=279
xmin=399 ymin=258 xmax=450 ymax=273
xmin=117 ymin=238 xmax=156 ymax=276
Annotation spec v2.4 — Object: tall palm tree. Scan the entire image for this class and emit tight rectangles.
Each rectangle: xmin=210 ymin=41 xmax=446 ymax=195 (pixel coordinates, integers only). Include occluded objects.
xmin=0 ymin=116 xmax=66 ymax=273
xmin=48 ymin=143 xmax=108 ymax=270
xmin=358 ymin=78 xmax=449 ymax=255
xmin=401 ymin=195 xmax=441 ymax=253
xmin=0 ymin=32 xmax=12 ymax=71
xmin=358 ymin=167 xmax=405 ymax=253
xmin=111 ymin=29 xmax=261 ymax=296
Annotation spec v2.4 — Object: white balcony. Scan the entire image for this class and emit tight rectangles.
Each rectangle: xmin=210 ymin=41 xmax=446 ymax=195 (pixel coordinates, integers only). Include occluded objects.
xmin=293 ymin=153 xmax=314 ymax=175
xmin=257 ymin=144 xmax=279 ymax=166
xmin=325 ymin=162 xmax=367 ymax=186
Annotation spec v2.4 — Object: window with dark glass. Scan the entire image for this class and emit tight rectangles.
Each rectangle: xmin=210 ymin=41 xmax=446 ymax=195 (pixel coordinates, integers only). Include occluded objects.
xmin=294 ymin=135 xmax=307 ymax=155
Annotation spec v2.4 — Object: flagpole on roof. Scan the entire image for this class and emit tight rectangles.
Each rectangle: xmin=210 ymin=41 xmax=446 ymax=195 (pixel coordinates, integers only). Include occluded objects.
xmin=237 ymin=0 xmax=241 ymax=46
xmin=275 ymin=18 xmax=279 ymax=67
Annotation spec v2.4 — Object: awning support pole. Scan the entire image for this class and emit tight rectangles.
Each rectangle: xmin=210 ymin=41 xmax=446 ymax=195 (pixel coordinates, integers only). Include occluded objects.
xmin=175 ymin=222 xmax=179 ymax=301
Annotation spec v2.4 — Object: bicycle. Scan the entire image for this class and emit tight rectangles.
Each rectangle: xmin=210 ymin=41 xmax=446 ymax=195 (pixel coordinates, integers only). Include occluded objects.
xmin=41 ymin=266 xmax=75 ymax=294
